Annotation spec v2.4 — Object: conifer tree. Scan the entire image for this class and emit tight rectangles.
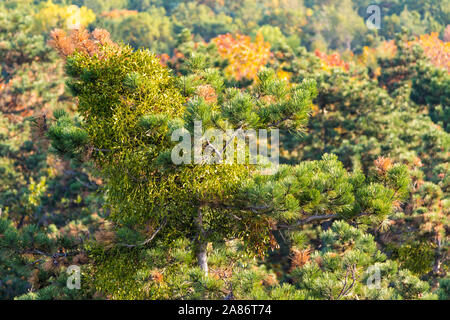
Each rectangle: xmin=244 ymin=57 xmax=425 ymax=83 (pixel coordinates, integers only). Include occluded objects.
xmin=411 ymin=60 xmax=449 ymax=132
xmin=46 ymin=28 xmax=319 ymax=275
xmin=1 ymin=1 xmax=448 ymax=300
xmin=43 ymin=27 xmax=412 ymax=296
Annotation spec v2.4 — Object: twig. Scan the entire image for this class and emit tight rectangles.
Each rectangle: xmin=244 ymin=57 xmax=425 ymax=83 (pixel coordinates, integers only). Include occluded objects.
xmin=336 ymin=268 xmax=350 ymax=300
xmin=337 ymin=264 xmax=357 ymax=299
xmin=118 ymin=218 xmax=167 ymax=248
xmin=278 ymin=212 xmax=370 ymax=230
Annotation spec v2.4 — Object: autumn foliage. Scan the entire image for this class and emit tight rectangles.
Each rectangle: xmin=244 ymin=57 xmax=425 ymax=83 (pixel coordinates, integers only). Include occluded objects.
xmin=48 ymin=28 xmax=117 ymax=58
xmin=212 ymin=32 xmax=272 ymax=80
xmin=411 ymin=32 xmax=450 ymax=73
xmin=314 ymin=49 xmax=350 ymax=71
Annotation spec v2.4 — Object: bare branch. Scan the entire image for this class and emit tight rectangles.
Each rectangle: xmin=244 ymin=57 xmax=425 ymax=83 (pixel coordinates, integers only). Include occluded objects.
xmin=339 ymin=264 xmax=357 ymax=299
xmin=336 ymin=268 xmax=350 ymax=300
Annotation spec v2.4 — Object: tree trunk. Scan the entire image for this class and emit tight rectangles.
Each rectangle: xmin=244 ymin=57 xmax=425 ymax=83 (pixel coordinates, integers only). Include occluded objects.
xmin=432 ymin=239 xmax=443 ymax=276
xmin=195 ymin=207 xmax=208 ymax=276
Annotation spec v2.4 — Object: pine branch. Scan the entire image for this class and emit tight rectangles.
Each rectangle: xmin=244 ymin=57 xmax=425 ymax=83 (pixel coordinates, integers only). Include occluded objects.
xmin=267 ymin=115 xmax=292 ymax=128
xmin=117 ymin=218 xmax=167 ymax=248
xmin=278 ymin=212 xmax=370 ymax=230
xmin=337 ymin=264 xmax=357 ymax=300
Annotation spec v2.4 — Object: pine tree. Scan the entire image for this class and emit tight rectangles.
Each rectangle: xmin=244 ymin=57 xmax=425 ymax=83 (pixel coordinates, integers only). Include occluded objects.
xmin=41 ymin=28 xmax=414 ymax=298
xmin=411 ymin=60 xmax=449 ymax=132
xmin=1 ymin=1 xmax=448 ymax=300
xmin=288 ymin=220 xmax=436 ymax=300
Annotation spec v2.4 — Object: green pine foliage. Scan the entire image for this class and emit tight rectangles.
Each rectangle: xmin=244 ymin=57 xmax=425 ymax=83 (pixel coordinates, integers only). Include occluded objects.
xmin=0 ymin=0 xmax=448 ymax=300
xmin=289 ymin=221 xmax=436 ymax=300
xmin=411 ymin=60 xmax=450 ymax=132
